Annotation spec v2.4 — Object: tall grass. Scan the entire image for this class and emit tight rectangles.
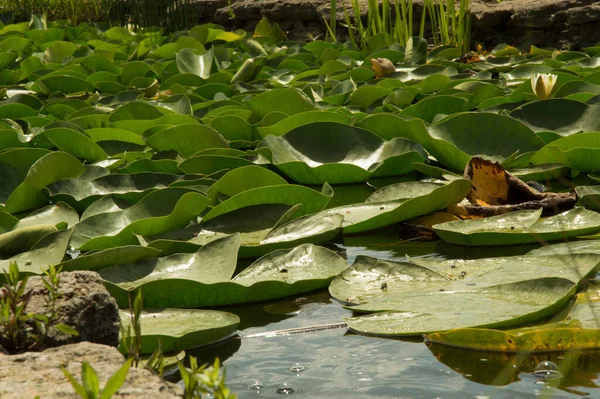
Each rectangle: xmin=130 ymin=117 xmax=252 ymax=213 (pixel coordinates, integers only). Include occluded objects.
xmin=330 ymin=0 xmax=470 ymax=53
xmin=423 ymin=0 xmax=471 ymax=53
xmin=103 ymin=0 xmax=194 ymax=32
xmin=1 ymin=0 xmax=200 ymax=32
xmin=0 ymin=0 xmax=104 ymax=24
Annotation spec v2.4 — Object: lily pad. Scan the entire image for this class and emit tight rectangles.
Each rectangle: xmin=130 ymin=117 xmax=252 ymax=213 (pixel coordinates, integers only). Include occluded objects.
xmin=72 ymin=188 xmax=211 ymax=250
xmin=322 ymin=179 xmax=471 ymax=234
xmin=424 ymin=112 xmax=544 ymax=172
xmin=433 ymin=207 xmax=600 ymax=246
xmin=530 ymin=132 xmax=600 ymax=172
xmin=119 ymin=308 xmax=239 ymax=354
xmin=257 ymin=122 xmax=426 ymax=184
xmin=345 ymin=277 xmax=575 ymax=336
xmin=101 ymin=235 xmax=348 ymax=307
xmin=147 ymin=206 xmax=343 ymax=258
xmin=0 ymin=228 xmax=73 ymax=277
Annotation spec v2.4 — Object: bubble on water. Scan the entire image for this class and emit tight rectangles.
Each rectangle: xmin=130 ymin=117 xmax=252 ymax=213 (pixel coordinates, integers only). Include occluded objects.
xmin=288 ymin=363 xmax=306 ymax=373
xmin=404 ymin=357 xmax=414 ymax=361
xmin=276 ymin=382 xmax=295 ymax=394
xmin=249 ymin=381 xmax=264 ymax=391
xmin=533 ymin=361 xmax=562 ymax=380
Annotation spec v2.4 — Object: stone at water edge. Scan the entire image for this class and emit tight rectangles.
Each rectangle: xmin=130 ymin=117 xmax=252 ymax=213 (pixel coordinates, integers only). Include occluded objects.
xmin=26 ymin=271 xmax=120 ymax=348
xmin=0 ymin=341 xmax=183 ymax=399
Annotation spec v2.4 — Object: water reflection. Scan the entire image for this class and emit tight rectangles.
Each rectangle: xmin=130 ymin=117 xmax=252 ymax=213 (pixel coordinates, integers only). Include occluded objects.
xmin=428 ymin=343 xmax=600 ymax=395
xmin=181 ymin=230 xmax=600 ymax=398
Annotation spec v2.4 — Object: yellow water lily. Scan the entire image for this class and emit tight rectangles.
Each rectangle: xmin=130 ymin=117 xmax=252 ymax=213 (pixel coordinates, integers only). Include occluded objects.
xmin=371 ymin=57 xmax=396 ymax=78
xmin=531 ymin=73 xmax=557 ymax=99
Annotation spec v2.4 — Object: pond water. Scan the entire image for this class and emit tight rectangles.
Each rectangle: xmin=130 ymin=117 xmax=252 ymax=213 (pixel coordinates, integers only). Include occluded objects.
xmin=187 ymin=232 xmax=600 ymax=398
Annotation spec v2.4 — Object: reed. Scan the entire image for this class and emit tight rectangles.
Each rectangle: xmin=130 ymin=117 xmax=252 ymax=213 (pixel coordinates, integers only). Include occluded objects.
xmin=329 ymin=0 xmax=470 ymax=53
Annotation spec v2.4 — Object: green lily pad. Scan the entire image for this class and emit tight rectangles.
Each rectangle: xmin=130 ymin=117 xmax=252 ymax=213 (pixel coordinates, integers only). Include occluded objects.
xmin=531 ymin=132 xmax=600 ymax=172
xmin=424 ymin=112 xmax=544 ymax=172
xmin=510 ymin=99 xmax=600 ymax=138
xmin=72 ymin=188 xmax=211 ymax=250
xmin=0 ymin=228 xmax=73 ymax=277
xmin=331 ymin=253 xmax=600 ymax=305
xmin=255 ymin=111 xmax=352 ymax=138
xmin=145 ymin=124 xmax=229 ymax=158
xmin=119 ymin=308 xmax=239 ymax=354
xmin=101 ymin=235 xmax=348 ymax=307
xmin=48 ymin=172 xmax=195 ymax=212
xmin=322 ymin=179 xmax=471 ymax=234
xmin=257 ymin=122 xmax=426 ymax=184
xmin=433 ymin=207 xmax=600 ymax=246
xmin=245 ymin=88 xmax=314 ymax=118
xmin=59 ymin=245 xmax=162 ymax=272
xmin=202 ymin=183 xmax=333 ymax=222
xmin=575 ymin=185 xmax=600 ymax=212
xmin=147 ymin=205 xmax=343 ymax=258
xmin=345 ymin=277 xmax=576 ymax=336
xmin=5 ymin=151 xmax=85 ymax=214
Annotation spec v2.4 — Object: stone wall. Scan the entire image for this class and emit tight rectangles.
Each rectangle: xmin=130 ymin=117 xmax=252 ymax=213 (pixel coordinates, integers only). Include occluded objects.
xmin=190 ymin=0 xmax=600 ymax=50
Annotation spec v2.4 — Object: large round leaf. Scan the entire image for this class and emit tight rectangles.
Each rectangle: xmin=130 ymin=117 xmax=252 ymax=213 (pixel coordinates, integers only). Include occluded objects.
xmin=0 ymin=228 xmax=73 ymax=277
xmin=530 ymin=132 xmax=600 ymax=172
xmin=257 ymin=122 xmax=426 ymax=184
xmin=202 ymin=183 xmax=333 ymax=221
xmin=425 ymin=112 xmax=544 ymax=172
xmin=5 ymin=151 xmax=84 ymax=214
xmin=346 ymin=277 xmax=576 ymax=336
xmin=72 ymin=188 xmax=211 ymax=250
xmin=510 ymin=99 xmax=600 ymax=138
xmin=331 ymin=253 xmax=600 ymax=305
xmin=101 ymin=236 xmax=348 ymax=308
xmin=322 ymin=179 xmax=471 ymax=234
xmin=48 ymin=172 xmax=194 ymax=212
xmin=145 ymin=124 xmax=228 ymax=158
xmin=433 ymin=207 xmax=600 ymax=246
xmin=119 ymin=308 xmax=239 ymax=354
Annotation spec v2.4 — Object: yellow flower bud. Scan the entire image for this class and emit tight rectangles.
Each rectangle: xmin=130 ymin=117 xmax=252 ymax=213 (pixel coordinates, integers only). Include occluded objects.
xmin=371 ymin=58 xmax=396 ymax=78
xmin=531 ymin=73 xmax=557 ymax=99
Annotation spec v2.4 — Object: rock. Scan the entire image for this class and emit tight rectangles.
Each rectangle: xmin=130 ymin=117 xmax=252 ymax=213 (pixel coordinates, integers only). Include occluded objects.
xmin=0 ymin=342 xmax=182 ymax=398
xmin=26 ymin=271 xmax=120 ymax=349
xmin=186 ymin=0 xmax=600 ymax=49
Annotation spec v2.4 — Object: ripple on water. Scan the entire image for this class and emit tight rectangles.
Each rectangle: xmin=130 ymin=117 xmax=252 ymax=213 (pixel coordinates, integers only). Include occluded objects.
xmin=276 ymin=382 xmax=295 ymax=394
xmin=288 ymin=363 xmax=306 ymax=373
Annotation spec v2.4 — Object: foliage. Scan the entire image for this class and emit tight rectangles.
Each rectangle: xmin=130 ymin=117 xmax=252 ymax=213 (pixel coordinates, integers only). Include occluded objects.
xmin=119 ymin=289 xmax=143 ymax=367
xmin=0 ymin=262 xmax=76 ymax=354
xmin=0 ymin=0 xmax=104 ymax=25
xmin=62 ymin=358 xmax=132 ymax=399
xmin=327 ymin=0 xmax=470 ymax=52
xmin=4 ymin=15 xmax=600 ymax=392
xmin=423 ymin=0 xmax=471 ymax=53
xmin=179 ymin=357 xmax=236 ymax=399
xmin=0 ymin=262 xmax=37 ymax=353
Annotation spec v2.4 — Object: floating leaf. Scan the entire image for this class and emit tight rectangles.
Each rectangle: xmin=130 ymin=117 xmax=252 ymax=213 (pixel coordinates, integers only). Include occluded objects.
xmin=101 ymin=236 xmax=348 ymax=307
xmin=119 ymin=308 xmax=239 ymax=354
xmin=433 ymin=207 xmax=600 ymax=246
xmin=257 ymin=122 xmax=426 ymax=184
